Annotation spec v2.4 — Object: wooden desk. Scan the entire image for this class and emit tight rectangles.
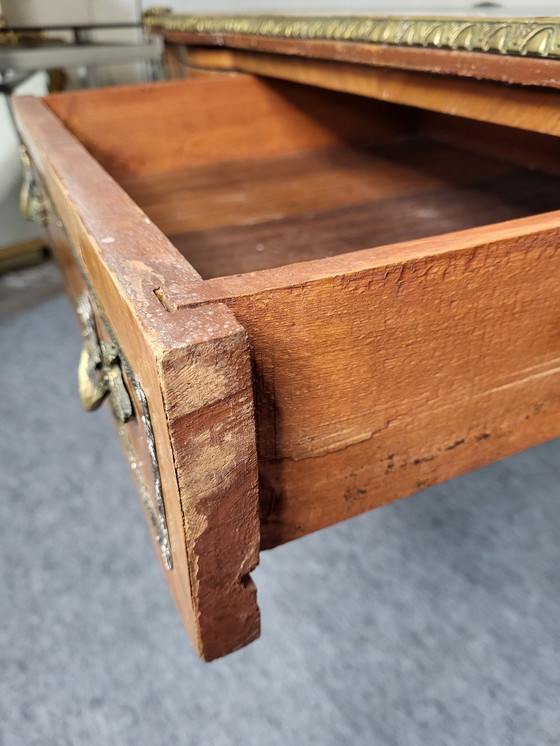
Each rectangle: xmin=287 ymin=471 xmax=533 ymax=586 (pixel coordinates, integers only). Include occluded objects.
xmin=13 ymin=12 xmax=560 ymax=659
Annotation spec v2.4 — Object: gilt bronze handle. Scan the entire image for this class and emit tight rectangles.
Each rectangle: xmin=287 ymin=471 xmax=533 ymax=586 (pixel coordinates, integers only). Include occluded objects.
xmin=19 ymin=145 xmax=47 ymax=226
xmin=76 ymin=295 xmax=133 ymax=423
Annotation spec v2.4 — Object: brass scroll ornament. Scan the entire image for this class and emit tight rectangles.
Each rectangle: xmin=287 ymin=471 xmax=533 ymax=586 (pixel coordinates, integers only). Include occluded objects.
xmin=143 ymin=13 xmax=560 ymax=59
xmin=76 ymin=294 xmax=172 ymax=569
xmin=17 ymin=147 xmax=172 ymax=569
xmin=76 ymin=295 xmax=133 ymax=423
xmin=19 ymin=145 xmax=47 ymax=226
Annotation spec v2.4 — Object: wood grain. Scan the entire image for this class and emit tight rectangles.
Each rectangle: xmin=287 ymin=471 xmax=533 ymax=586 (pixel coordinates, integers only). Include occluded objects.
xmin=420 ymin=111 xmax=560 ymax=178
xmin=0 ymin=238 xmax=47 ymax=274
xmin=13 ymin=95 xmax=261 ymax=661
xmin=205 ymin=216 xmax=560 ymax=547
xmin=45 ymin=74 xmax=414 ymax=178
xmin=120 ymin=135 xmax=559 ymax=280
xmin=170 ymin=167 xmax=560 ymax=278
xmin=164 ymin=40 xmax=189 ymax=79
xmin=16 ymin=68 xmax=560 ymax=656
xmin=158 ymin=32 xmax=560 ymax=88
xmin=184 ymin=48 xmax=560 ymax=138
xmin=120 ymin=137 xmax=456 ymax=236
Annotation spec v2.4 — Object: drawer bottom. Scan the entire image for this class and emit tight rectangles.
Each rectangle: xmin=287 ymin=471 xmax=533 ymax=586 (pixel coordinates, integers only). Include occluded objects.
xmin=118 ymin=133 xmax=560 ymax=280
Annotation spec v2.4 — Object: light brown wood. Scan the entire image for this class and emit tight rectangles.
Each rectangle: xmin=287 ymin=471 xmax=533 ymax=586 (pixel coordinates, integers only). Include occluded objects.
xmin=419 ymin=111 xmax=560 ymax=178
xmin=44 ymin=75 xmax=414 ymax=179
xmin=164 ymin=40 xmax=189 ymax=79
xmin=185 ymin=47 xmax=560 ymax=138
xmin=119 ymin=137 xmax=441 ymax=236
xmin=203 ymin=213 xmax=560 ymax=547
xmin=37 ymin=72 xmax=560 ymax=552
xmin=119 ymin=135 xmax=520 ymax=236
xmin=15 ymin=65 xmax=560 ymax=659
xmin=185 ymin=66 xmax=239 ymax=80
xmin=117 ymin=137 xmax=559 ymax=280
xmin=0 ymin=238 xmax=47 ymax=274
xmin=159 ymin=31 xmax=560 ymax=88
xmin=13 ymin=95 xmax=261 ymax=661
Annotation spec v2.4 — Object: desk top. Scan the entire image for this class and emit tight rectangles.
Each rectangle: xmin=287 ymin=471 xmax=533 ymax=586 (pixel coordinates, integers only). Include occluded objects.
xmin=144 ymin=11 xmax=560 ymax=60
xmin=145 ymin=11 xmax=560 ymax=89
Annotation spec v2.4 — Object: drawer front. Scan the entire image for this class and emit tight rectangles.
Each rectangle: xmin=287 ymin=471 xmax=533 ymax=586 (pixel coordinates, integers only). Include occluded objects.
xmin=46 ymin=216 xmax=173 ymax=571
xmin=14 ymin=100 xmax=261 ymax=662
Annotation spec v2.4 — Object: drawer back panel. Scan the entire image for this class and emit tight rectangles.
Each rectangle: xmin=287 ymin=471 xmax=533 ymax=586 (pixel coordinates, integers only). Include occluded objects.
xmin=45 ymin=74 xmax=416 ymax=178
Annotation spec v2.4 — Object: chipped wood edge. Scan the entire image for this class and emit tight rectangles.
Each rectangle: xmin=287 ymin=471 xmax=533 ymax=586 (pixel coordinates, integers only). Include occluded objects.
xmin=12 ymin=95 xmax=261 ymax=661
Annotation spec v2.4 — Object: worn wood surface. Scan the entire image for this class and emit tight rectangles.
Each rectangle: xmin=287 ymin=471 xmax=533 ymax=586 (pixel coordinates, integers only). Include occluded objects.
xmin=13 ymin=95 xmax=261 ymax=661
xmin=171 ymin=168 xmax=560 ymax=278
xmin=119 ymin=136 xmax=559 ymax=279
xmin=204 ymin=213 xmax=560 ymax=547
xmin=17 ymin=69 xmax=560 ymax=655
xmin=420 ymin=111 xmax=560 ymax=178
xmin=158 ymin=31 xmax=560 ymax=88
xmin=45 ymin=75 xmax=413 ymax=179
xmin=120 ymin=136 xmax=440 ymax=236
xmin=184 ymin=48 xmax=560 ymax=138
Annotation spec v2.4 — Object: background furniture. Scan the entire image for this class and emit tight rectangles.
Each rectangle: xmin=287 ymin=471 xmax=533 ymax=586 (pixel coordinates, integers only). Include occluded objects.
xmin=0 ymin=21 xmax=162 ymax=86
xmin=0 ymin=12 xmax=162 ymax=272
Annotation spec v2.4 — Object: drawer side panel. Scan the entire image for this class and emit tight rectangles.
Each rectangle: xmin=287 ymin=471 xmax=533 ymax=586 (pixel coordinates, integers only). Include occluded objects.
xmin=222 ymin=225 xmax=560 ymax=547
xmin=13 ymin=95 xmax=261 ymax=661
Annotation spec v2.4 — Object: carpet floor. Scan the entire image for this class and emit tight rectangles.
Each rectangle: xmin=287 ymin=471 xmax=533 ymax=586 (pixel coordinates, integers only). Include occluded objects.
xmin=1 ymin=262 xmax=559 ymax=746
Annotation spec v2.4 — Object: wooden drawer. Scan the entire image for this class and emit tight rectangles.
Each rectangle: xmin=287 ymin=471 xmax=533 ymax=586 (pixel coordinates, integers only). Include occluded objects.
xmin=13 ymin=69 xmax=560 ymax=660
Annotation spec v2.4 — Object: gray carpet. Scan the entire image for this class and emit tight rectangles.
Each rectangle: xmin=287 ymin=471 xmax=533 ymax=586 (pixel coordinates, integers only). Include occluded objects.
xmin=1 ymin=262 xmax=560 ymax=746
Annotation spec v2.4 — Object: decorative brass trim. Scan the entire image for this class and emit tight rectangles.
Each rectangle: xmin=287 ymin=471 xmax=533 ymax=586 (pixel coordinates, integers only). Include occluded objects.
xmin=19 ymin=145 xmax=47 ymax=227
xmin=79 ymin=289 xmax=173 ymax=570
xmin=77 ymin=295 xmax=134 ymax=423
xmin=79 ymin=285 xmax=173 ymax=570
xmin=79 ymin=276 xmax=173 ymax=571
xmin=18 ymin=151 xmax=173 ymax=570
xmin=143 ymin=6 xmax=172 ymax=19
xmin=144 ymin=13 xmax=560 ymax=59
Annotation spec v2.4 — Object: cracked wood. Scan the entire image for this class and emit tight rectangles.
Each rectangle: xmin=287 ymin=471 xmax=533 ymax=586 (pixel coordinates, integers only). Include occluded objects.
xmin=211 ymin=225 xmax=560 ymax=548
